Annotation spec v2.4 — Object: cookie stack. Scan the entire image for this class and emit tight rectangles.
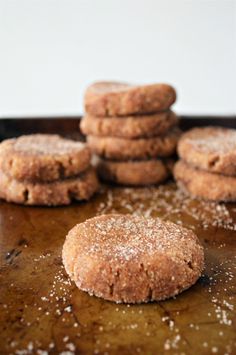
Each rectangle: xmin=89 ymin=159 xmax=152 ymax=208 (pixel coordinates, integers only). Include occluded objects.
xmin=81 ymin=81 xmax=181 ymax=186
xmin=174 ymin=126 xmax=236 ymax=202
xmin=0 ymin=134 xmax=99 ymax=206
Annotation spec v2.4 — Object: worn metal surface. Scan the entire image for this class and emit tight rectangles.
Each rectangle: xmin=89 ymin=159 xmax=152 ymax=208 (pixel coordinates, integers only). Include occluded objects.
xmin=0 ymin=117 xmax=236 ymax=354
xmin=0 ymin=183 xmax=236 ymax=354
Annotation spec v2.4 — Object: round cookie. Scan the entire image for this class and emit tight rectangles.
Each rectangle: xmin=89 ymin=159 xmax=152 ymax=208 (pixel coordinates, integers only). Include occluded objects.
xmin=174 ymin=160 xmax=236 ymax=202
xmin=178 ymin=126 xmax=236 ymax=176
xmin=87 ymin=128 xmax=181 ymax=161
xmin=97 ymin=159 xmax=173 ymax=186
xmin=0 ymin=167 xmax=99 ymax=206
xmin=80 ymin=111 xmax=178 ymax=138
xmin=84 ymin=81 xmax=176 ymax=117
xmin=0 ymin=134 xmax=91 ymax=182
xmin=62 ymin=214 xmax=204 ymax=303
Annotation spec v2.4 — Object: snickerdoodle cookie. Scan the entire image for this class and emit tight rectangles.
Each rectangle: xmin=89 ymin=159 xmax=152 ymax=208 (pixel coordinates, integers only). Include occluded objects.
xmin=62 ymin=214 xmax=204 ymax=303
xmin=0 ymin=167 xmax=99 ymax=206
xmin=178 ymin=127 xmax=236 ymax=176
xmin=174 ymin=160 xmax=236 ymax=202
xmin=87 ymin=128 xmax=180 ymax=160
xmin=84 ymin=81 xmax=176 ymax=117
xmin=0 ymin=134 xmax=91 ymax=182
xmin=97 ymin=159 xmax=173 ymax=186
xmin=80 ymin=111 xmax=178 ymax=138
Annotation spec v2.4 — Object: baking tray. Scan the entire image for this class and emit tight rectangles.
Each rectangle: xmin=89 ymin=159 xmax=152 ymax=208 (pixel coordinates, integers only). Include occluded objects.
xmin=0 ymin=116 xmax=236 ymax=355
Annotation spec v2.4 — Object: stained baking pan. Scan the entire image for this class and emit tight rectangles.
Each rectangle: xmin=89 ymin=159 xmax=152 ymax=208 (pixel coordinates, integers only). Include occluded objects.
xmin=0 ymin=116 xmax=236 ymax=354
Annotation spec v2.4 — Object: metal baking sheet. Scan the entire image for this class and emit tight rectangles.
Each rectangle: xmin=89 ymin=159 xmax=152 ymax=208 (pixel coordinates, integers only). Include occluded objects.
xmin=0 ymin=117 xmax=236 ymax=354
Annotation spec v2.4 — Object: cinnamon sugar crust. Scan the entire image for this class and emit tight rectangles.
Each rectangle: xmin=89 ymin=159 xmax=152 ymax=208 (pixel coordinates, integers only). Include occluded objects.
xmin=0 ymin=167 xmax=99 ymax=206
xmin=178 ymin=127 xmax=236 ymax=176
xmin=174 ymin=160 xmax=236 ymax=202
xmin=84 ymin=81 xmax=176 ymax=117
xmin=87 ymin=128 xmax=181 ymax=161
xmin=62 ymin=214 xmax=204 ymax=303
xmin=0 ymin=134 xmax=91 ymax=182
xmin=97 ymin=158 xmax=173 ymax=186
xmin=80 ymin=111 xmax=178 ymax=138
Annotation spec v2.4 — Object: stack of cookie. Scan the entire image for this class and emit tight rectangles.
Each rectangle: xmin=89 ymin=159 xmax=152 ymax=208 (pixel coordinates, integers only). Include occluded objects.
xmin=174 ymin=126 xmax=236 ymax=202
xmin=81 ymin=81 xmax=181 ymax=186
xmin=0 ymin=134 xmax=99 ymax=206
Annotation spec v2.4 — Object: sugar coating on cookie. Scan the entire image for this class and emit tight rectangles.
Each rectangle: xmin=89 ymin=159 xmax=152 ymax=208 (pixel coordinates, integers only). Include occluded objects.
xmin=0 ymin=134 xmax=91 ymax=182
xmin=81 ymin=111 xmax=178 ymax=138
xmin=178 ymin=127 xmax=236 ymax=176
xmin=174 ymin=160 xmax=236 ymax=202
xmin=0 ymin=167 xmax=99 ymax=206
xmin=87 ymin=128 xmax=181 ymax=160
xmin=62 ymin=214 xmax=204 ymax=303
xmin=97 ymin=159 xmax=173 ymax=186
xmin=84 ymin=81 xmax=176 ymax=117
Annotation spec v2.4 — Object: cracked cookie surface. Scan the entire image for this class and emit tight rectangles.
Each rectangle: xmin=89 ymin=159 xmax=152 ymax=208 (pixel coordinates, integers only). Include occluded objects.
xmin=62 ymin=214 xmax=204 ymax=303
xmin=178 ymin=127 xmax=236 ymax=176
xmin=0 ymin=134 xmax=91 ymax=182
xmin=174 ymin=160 xmax=236 ymax=202
xmin=84 ymin=81 xmax=176 ymax=117
xmin=81 ymin=110 xmax=178 ymax=138
xmin=87 ymin=128 xmax=181 ymax=160
xmin=0 ymin=167 xmax=99 ymax=206
xmin=97 ymin=158 xmax=173 ymax=186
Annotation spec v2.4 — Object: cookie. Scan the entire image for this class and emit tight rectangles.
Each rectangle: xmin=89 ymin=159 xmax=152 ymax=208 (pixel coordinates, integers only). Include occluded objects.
xmin=0 ymin=134 xmax=91 ymax=182
xmin=84 ymin=81 xmax=176 ymax=117
xmin=174 ymin=160 xmax=236 ymax=202
xmin=62 ymin=214 xmax=204 ymax=303
xmin=87 ymin=128 xmax=180 ymax=161
xmin=97 ymin=158 xmax=173 ymax=186
xmin=178 ymin=127 xmax=236 ymax=176
xmin=0 ymin=167 xmax=99 ymax=206
xmin=80 ymin=111 xmax=178 ymax=138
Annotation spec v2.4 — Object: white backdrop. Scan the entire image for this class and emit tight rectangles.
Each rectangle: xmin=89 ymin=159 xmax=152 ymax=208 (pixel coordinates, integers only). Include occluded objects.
xmin=0 ymin=0 xmax=235 ymax=117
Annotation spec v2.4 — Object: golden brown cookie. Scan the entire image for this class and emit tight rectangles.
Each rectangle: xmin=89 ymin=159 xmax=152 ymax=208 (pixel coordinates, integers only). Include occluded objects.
xmin=0 ymin=167 xmax=99 ymax=206
xmin=178 ymin=126 xmax=236 ymax=176
xmin=97 ymin=158 xmax=173 ymax=186
xmin=87 ymin=128 xmax=181 ymax=161
xmin=62 ymin=214 xmax=204 ymax=303
xmin=84 ymin=81 xmax=176 ymax=117
xmin=0 ymin=134 xmax=91 ymax=182
xmin=174 ymin=160 xmax=236 ymax=202
xmin=80 ymin=110 xmax=178 ymax=138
